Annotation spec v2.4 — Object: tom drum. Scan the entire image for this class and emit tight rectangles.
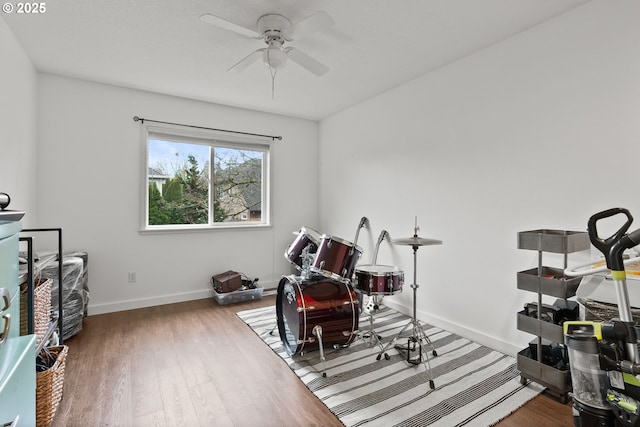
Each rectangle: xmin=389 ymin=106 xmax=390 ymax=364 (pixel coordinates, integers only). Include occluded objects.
xmin=310 ymin=235 xmax=362 ymax=283
xmin=354 ymin=264 xmax=404 ymax=296
xmin=284 ymin=226 xmax=321 ymax=271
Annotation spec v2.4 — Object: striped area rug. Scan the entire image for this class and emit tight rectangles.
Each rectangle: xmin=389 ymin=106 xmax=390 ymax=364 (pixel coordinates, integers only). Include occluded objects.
xmin=237 ymin=304 xmax=544 ymax=427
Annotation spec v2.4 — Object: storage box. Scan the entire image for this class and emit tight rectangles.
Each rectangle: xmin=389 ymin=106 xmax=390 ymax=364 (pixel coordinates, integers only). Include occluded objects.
xmin=213 ymin=286 xmax=263 ymax=305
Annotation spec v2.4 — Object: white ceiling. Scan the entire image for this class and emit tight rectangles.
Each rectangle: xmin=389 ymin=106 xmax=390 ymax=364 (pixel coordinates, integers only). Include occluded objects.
xmin=3 ymin=0 xmax=590 ymax=121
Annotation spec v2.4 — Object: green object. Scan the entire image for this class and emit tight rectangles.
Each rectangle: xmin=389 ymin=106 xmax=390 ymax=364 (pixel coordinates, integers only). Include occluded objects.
xmin=563 ymin=320 xmax=603 ymax=340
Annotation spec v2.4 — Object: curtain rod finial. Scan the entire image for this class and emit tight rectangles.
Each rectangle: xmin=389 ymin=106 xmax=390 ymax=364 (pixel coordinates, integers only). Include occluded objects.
xmin=133 ymin=116 xmax=143 ymax=123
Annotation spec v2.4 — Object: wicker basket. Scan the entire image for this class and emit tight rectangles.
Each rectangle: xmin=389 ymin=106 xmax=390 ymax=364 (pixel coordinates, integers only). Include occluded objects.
xmin=20 ymin=278 xmax=52 ymax=345
xmin=36 ymin=345 xmax=68 ymax=427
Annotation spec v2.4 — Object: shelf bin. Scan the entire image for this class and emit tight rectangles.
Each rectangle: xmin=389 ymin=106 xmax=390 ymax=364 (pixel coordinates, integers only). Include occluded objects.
xmin=517 ymin=347 xmax=570 ymax=392
xmin=517 ymin=310 xmax=564 ymax=342
xmin=517 ymin=267 xmax=582 ymax=298
xmin=518 ymin=229 xmax=590 ymax=254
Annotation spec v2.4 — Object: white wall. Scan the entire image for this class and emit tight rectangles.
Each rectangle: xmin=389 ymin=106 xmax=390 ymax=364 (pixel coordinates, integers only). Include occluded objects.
xmin=36 ymin=75 xmax=319 ymax=314
xmin=0 ymin=17 xmax=38 ymax=227
xmin=6 ymin=1 xmax=640 ymax=355
xmin=318 ymin=1 xmax=640 ymax=355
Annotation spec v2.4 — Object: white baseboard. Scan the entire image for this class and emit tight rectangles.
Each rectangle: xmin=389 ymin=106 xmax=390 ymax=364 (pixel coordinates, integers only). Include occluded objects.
xmin=86 ymin=281 xmax=519 ymax=357
xmin=381 ymin=299 xmax=522 ymax=357
xmin=88 ymin=289 xmax=215 ymax=315
xmin=88 ymin=280 xmax=279 ymax=315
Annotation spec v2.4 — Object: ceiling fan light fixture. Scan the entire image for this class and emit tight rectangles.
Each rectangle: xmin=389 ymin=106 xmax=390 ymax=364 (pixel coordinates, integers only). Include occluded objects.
xmin=263 ymin=44 xmax=287 ymax=69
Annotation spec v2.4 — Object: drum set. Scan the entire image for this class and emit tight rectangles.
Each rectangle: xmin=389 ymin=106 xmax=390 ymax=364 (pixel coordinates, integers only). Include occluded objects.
xmin=276 ymin=220 xmax=366 ymax=376
xmin=276 ymin=217 xmax=441 ymax=387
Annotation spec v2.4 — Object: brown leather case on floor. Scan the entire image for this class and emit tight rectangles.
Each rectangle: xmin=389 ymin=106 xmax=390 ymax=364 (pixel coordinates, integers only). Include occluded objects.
xmin=212 ymin=271 xmax=242 ymax=293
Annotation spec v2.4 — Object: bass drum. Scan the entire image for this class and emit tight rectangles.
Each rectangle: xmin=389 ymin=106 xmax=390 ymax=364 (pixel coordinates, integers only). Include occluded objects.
xmin=276 ymin=275 xmax=360 ymax=356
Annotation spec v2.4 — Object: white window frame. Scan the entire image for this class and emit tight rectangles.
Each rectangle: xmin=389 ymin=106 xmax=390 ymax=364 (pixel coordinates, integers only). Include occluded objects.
xmin=141 ymin=124 xmax=271 ymax=232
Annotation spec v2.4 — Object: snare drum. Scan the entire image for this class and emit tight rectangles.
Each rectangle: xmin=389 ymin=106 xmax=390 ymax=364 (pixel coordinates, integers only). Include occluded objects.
xmin=310 ymin=235 xmax=363 ymax=282
xmin=354 ymin=264 xmax=404 ymax=296
xmin=284 ymin=226 xmax=321 ymax=271
xmin=276 ymin=275 xmax=360 ymax=355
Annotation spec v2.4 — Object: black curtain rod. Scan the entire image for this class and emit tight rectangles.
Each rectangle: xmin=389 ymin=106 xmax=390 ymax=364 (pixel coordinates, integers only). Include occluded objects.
xmin=132 ymin=116 xmax=282 ymax=141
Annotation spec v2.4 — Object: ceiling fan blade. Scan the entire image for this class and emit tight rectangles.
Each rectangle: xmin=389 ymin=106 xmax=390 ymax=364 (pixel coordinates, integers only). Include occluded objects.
xmin=286 ymin=48 xmax=329 ymax=76
xmin=228 ymin=49 xmax=264 ymax=72
xmin=285 ymin=11 xmax=334 ymax=40
xmin=200 ymin=14 xmax=260 ymax=39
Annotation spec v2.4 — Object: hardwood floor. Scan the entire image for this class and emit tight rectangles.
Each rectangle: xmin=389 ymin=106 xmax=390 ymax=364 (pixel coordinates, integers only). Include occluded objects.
xmin=50 ymin=295 xmax=574 ymax=427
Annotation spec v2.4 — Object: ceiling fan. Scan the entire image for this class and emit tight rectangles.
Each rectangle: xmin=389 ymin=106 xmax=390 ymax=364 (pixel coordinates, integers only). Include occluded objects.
xmin=200 ymin=11 xmax=334 ymax=76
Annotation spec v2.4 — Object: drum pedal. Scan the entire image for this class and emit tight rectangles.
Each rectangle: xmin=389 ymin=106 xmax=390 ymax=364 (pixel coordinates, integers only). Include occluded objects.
xmin=394 ymin=337 xmax=423 ymax=365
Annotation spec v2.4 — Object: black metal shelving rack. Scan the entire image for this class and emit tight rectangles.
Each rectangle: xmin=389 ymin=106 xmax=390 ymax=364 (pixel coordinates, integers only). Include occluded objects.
xmin=515 ymin=229 xmax=589 ymax=403
xmin=20 ymin=227 xmax=63 ymax=352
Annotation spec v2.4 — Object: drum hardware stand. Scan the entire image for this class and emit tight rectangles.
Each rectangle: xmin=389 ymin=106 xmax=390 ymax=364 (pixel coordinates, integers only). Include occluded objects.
xmin=358 ymin=294 xmax=385 ymax=350
xmin=356 ymin=228 xmax=391 ymax=349
xmin=300 ymin=246 xmax=315 ymax=280
xmin=300 ymin=330 xmax=355 ymax=378
xmin=312 ymin=325 xmax=328 ymax=377
xmin=353 ymin=216 xmax=369 ymax=248
xmin=371 ymin=230 xmax=390 ymax=265
xmin=376 ymin=218 xmax=442 ymax=390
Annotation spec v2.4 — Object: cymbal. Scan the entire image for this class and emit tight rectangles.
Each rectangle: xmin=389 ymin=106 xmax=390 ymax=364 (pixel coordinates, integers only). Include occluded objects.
xmin=392 ymin=236 xmax=442 ymax=246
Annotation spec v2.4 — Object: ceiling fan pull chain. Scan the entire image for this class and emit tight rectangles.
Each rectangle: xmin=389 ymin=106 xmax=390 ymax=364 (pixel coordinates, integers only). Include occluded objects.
xmin=267 ymin=48 xmax=278 ymax=99
xmin=271 ymin=73 xmax=276 ymax=99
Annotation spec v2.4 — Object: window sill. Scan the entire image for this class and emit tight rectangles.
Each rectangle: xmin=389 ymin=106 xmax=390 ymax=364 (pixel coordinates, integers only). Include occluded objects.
xmin=139 ymin=223 xmax=272 ymax=234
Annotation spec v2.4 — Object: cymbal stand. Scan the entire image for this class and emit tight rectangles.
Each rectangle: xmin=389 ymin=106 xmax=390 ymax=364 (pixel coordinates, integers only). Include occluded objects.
xmin=376 ymin=225 xmax=437 ymax=390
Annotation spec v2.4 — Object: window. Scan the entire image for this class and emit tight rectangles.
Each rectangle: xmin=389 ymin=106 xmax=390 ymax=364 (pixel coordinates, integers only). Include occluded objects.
xmin=143 ymin=126 xmax=270 ymax=230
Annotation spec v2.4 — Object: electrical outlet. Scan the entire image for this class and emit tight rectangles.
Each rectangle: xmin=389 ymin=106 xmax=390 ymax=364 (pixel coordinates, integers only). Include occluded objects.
xmin=128 ymin=272 xmax=137 ymax=283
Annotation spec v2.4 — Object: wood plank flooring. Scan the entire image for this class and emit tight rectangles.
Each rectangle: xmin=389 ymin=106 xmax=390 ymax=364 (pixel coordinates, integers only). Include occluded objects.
xmin=50 ymin=295 xmax=574 ymax=427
